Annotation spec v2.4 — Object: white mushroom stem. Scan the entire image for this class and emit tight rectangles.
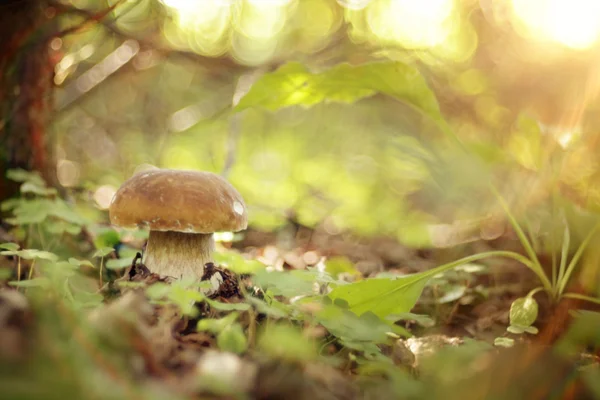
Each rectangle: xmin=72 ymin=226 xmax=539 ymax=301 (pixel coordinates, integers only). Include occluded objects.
xmin=143 ymin=230 xmax=214 ymax=281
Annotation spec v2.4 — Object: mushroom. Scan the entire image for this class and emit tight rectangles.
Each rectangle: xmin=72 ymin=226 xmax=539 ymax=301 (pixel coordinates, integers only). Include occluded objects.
xmin=108 ymin=169 xmax=247 ymax=281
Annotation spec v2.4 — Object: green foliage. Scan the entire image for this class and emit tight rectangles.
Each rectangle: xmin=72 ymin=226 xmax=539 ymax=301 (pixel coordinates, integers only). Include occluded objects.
xmin=257 ymin=324 xmax=316 ymax=362
xmin=198 ymin=313 xmax=248 ymax=354
xmin=508 ymin=296 xmax=539 ymax=333
xmin=328 ymin=274 xmax=430 ymax=318
xmin=235 ymin=62 xmax=443 ymax=125
xmin=213 ymin=251 xmax=266 ymax=274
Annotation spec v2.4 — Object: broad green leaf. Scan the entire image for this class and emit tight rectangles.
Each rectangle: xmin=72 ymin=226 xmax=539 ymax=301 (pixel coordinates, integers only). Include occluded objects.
xmin=235 ymin=62 xmax=442 ymax=122
xmin=217 ymin=324 xmax=247 ymax=354
xmin=93 ymin=247 xmax=115 ymax=258
xmin=509 ymin=297 xmax=538 ymax=328
xmin=0 ymin=243 xmax=19 ymax=251
xmin=328 ymin=273 xmax=431 ymax=318
xmin=316 ymin=304 xmax=393 ymax=343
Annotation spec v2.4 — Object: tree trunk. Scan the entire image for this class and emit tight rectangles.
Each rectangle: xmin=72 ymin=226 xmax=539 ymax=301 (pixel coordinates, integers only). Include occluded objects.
xmin=0 ymin=0 xmax=56 ymax=201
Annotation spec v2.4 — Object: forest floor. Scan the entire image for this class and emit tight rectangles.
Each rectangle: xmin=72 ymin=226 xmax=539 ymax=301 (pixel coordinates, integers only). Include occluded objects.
xmin=1 ymin=221 xmax=599 ymax=400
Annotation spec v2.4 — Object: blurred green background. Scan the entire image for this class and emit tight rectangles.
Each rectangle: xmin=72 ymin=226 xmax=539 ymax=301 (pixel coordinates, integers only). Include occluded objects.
xmin=49 ymin=0 xmax=600 ymax=246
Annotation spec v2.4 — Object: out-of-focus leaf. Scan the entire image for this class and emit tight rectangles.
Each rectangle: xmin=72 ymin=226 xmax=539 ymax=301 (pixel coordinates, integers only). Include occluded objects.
xmin=68 ymin=258 xmax=95 ymax=268
xmin=3 ymin=249 xmax=59 ymax=261
xmin=45 ymin=221 xmax=82 ymax=235
xmin=245 ymin=295 xmax=290 ymax=318
xmin=316 ymin=304 xmax=394 ymax=343
xmin=235 ymin=62 xmax=442 ymax=122
xmin=93 ymin=247 xmax=115 ymax=258
xmin=507 ymin=324 xmax=538 ymax=335
xmin=8 ymin=277 xmax=51 ymax=288
xmin=252 ymin=270 xmax=316 ymax=297
xmin=509 ymin=297 xmax=538 ymax=328
xmin=6 ymin=169 xmax=45 ymax=186
xmin=20 ymin=182 xmax=57 ymax=196
xmin=206 ymin=298 xmax=251 ymax=311
xmin=105 ymin=258 xmax=132 ymax=270
xmin=213 ymin=251 xmax=266 ymax=274
xmin=437 ymin=285 xmax=467 ymax=304
xmin=257 ymin=324 xmax=316 ymax=362
xmin=507 ymin=115 xmax=542 ymax=171
xmin=217 ymin=324 xmax=247 ymax=354
xmin=0 ymin=243 xmax=19 ymax=251
xmin=197 ymin=313 xmax=239 ymax=333
xmin=387 ymin=312 xmax=435 ymax=328
xmin=325 ymin=256 xmax=360 ymax=278
xmin=494 ymin=337 xmax=515 ymax=348
xmin=328 ymin=273 xmax=430 ymax=318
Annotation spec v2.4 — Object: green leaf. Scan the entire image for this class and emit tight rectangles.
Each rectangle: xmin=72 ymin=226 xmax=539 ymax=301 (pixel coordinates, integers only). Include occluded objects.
xmin=252 ymin=270 xmax=316 ymax=297
xmin=0 ymin=243 xmax=19 ymax=251
xmin=197 ymin=312 xmax=239 ymax=334
xmin=235 ymin=62 xmax=442 ymax=122
xmin=68 ymin=258 xmax=95 ymax=268
xmin=316 ymin=304 xmax=393 ymax=343
xmin=257 ymin=324 xmax=316 ymax=362
xmin=20 ymin=181 xmax=57 ymax=196
xmin=6 ymin=169 xmax=45 ymax=185
xmin=217 ymin=324 xmax=247 ymax=354
xmin=45 ymin=221 xmax=82 ymax=235
xmin=213 ymin=251 xmax=266 ymax=274
xmin=146 ymin=282 xmax=171 ymax=299
xmin=9 ymin=277 xmax=51 ymax=288
xmin=93 ymin=247 xmax=115 ymax=258
xmin=105 ymin=258 xmax=132 ymax=270
xmin=509 ymin=297 xmax=539 ymax=328
xmin=436 ymin=285 xmax=467 ymax=304
xmin=328 ymin=273 xmax=431 ymax=318
xmin=18 ymin=249 xmax=59 ymax=261
xmin=205 ymin=298 xmax=251 ymax=311
xmin=387 ymin=312 xmax=435 ymax=328
xmin=494 ymin=337 xmax=515 ymax=348
xmin=325 ymin=256 xmax=360 ymax=278
xmin=507 ymin=324 xmax=539 ymax=335
xmin=245 ymin=295 xmax=290 ymax=318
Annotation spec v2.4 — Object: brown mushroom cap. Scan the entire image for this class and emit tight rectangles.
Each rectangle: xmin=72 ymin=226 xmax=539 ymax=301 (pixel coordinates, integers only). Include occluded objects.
xmin=109 ymin=169 xmax=247 ymax=233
